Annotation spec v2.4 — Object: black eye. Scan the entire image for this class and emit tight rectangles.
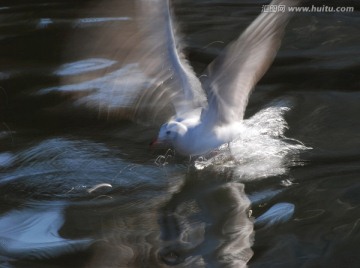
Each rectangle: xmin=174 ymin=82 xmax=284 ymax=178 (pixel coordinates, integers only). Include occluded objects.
xmin=166 ymin=131 xmax=171 ymax=135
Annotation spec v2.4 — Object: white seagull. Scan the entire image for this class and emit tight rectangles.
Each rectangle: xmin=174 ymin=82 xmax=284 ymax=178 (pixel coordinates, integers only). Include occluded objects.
xmin=134 ymin=0 xmax=301 ymax=156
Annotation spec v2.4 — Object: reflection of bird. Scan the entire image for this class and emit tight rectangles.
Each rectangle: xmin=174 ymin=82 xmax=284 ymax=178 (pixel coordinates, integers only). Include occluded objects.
xmin=142 ymin=0 xmax=300 ymax=156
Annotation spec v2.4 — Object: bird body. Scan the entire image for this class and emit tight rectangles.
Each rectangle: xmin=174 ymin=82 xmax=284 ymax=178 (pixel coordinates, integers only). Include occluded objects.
xmin=155 ymin=117 xmax=243 ymax=156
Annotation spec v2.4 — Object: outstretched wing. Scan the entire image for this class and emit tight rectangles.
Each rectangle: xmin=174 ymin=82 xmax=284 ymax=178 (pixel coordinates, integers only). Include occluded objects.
xmin=201 ymin=0 xmax=301 ymax=126
xmin=129 ymin=0 xmax=207 ymax=122
xmin=41 ymin=0 xmax=205 ymax=124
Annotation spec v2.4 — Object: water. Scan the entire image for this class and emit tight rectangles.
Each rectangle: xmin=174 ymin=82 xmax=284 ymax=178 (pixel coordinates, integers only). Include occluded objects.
xmin=1 ymin=0 xmax=360 ymax=267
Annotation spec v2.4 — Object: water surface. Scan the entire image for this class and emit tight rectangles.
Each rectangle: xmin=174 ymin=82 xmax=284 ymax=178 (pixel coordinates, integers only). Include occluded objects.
xmin=1 ymin=0 xmax=360 ymax=267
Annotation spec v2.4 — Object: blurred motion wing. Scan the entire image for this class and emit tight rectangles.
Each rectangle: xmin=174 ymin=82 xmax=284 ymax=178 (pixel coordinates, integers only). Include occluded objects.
xmin=201 ymin=0 xmax=301 ymax=126
xmin=130 ymin=0 xmax=206 ymax=122
xmin=41 ymin=0 xmax=206 ymax=124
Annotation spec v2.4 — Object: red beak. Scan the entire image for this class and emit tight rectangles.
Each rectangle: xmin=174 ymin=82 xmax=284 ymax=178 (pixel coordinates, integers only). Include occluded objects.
xmin=149 ymin=138 xmax=158 ymax=149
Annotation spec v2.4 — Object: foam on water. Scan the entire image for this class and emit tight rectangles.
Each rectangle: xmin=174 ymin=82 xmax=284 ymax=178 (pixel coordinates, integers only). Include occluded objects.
xmin=194 ymin=99 xmax=311 ymax=181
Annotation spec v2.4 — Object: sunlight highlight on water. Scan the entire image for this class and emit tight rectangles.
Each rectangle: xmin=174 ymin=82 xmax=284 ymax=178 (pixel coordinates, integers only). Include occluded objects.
xmin=54 ymin=58 xmax=117 ymax=76
xmin=0 ymin=202 xmax=91 ymax=260
xmin=255 ymin=202 xmax=295 ymax=229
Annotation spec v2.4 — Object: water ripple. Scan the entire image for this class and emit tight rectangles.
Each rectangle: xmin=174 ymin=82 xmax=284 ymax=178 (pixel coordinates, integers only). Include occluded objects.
xmin=0 ymin=203 xmax=91 ymax=259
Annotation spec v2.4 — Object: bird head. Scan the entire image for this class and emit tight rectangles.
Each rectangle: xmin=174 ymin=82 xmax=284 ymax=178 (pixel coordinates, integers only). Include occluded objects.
xmin=150 ymin=121 xmax=187 ymax=149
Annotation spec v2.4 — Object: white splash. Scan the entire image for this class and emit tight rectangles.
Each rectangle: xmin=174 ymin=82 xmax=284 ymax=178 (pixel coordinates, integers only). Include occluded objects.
xmin=194 ymin=99 xmax=311 ymax=181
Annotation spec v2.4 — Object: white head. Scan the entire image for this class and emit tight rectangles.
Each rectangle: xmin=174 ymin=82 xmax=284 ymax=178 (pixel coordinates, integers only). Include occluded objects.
xmin=150 ymin=121 xmax=187 ymax=148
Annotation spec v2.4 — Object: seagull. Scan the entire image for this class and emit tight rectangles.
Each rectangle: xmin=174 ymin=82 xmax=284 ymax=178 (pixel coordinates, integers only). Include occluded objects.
xmin=133 ymin=0 xmax=301 ymax=156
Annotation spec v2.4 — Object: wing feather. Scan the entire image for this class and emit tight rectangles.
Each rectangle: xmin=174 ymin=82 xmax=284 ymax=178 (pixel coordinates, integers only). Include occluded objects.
xmin=130 ymin=0 xmax=207 ymax=122
xmin=201 ymin=0 xmax=302 ymax=126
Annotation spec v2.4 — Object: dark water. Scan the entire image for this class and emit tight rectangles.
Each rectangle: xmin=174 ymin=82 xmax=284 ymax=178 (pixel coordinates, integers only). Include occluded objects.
xmin=1 ymin=0 xmax=360 ymax=267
